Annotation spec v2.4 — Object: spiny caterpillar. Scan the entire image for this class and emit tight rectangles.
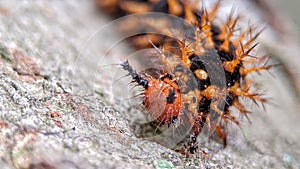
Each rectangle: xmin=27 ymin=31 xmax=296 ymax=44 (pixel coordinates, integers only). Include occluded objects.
xmin=98 ymin=0 xmax=272 ymax=154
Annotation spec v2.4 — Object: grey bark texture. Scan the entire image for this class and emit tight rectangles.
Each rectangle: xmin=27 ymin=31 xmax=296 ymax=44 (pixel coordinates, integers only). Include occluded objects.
xmin=0 ymin=1 xmax=299 ymax=169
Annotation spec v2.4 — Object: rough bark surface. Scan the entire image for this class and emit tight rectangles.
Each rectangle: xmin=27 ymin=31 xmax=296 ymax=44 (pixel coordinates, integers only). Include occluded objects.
xmin=0 ymin=1 xmax=299 ymax=169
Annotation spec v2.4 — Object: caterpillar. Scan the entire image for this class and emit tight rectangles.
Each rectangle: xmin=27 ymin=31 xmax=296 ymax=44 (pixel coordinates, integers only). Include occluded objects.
xmin=97 ymin=0 xmax=272 ymax=154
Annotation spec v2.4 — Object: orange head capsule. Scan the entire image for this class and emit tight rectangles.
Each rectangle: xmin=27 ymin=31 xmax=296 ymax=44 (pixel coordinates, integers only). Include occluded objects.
xmin=144 ymin=75 xmax=183 ymax=125
xmin=121 ymin=61 xmax=183 ymax=125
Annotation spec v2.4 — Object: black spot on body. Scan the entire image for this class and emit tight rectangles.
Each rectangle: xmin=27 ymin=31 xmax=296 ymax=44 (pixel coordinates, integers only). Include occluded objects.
xmin=217 ymin=50 xmax=235 ymax=62
xmin=198 ymin=97 xmax=211 ymax=113
xmin=189 ymin=54 xmax=207 ymax=72
xmin=224 ymin=62 xmax=243 ymax=87
xmin=166 ymin=89 xmax=176 ymax=104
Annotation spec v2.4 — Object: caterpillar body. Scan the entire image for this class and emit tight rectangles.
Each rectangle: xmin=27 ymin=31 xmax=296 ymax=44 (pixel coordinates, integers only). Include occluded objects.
xmin=97 ymin=0 xmax=272 ymax=154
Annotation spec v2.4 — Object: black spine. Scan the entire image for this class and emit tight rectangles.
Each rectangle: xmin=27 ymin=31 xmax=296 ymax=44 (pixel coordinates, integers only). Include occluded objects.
xmin=121 ymin=61 xmax=149 ymax=89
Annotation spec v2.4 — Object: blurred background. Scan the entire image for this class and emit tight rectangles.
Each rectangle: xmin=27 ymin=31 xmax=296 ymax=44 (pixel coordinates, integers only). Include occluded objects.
xmin=274 ymin=0 xmax=300 ymax=35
